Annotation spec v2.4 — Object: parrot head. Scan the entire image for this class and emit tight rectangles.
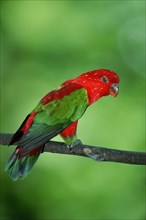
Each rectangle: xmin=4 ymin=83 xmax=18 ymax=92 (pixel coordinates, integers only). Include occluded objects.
xmin=89 ymin=69 xmax=119 ymax=97
xmin=72 ymin=69 xmax=120 ymax=105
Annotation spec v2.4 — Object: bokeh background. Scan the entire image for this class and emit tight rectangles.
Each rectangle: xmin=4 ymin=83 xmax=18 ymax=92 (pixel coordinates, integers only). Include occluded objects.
xmin=0 ymin=1 xmax=145 ymax=220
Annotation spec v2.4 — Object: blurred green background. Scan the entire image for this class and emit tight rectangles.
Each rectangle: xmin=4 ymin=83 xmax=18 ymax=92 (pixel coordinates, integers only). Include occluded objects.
xmin=0 ymin=1 xmax=145 ymax=220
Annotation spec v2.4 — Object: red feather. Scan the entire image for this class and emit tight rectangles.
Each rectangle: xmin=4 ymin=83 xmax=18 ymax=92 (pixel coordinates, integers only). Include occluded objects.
xmin=60 ymin=121 xmax=78 ymax=139
xmin=22 ymin=111 xmax=37 ymax=134
xmin=41 ymin=83 xmax=83 ymax=104
xmin=72 ymin=69 xmax=119 ymax=105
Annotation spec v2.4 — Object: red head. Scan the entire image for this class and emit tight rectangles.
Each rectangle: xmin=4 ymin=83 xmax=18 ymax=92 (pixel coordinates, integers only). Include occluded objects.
xmin=69 ymin=69 xmax=120 ymax=105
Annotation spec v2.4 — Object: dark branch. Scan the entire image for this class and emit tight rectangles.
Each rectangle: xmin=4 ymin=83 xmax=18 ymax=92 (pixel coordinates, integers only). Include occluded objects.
xmin=0 ymin=133 xmax=146 ymax=165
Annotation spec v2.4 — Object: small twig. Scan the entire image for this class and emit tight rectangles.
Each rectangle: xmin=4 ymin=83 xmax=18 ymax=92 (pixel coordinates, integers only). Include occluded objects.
xmin=0 ymin=133 xmax=146 ymax=165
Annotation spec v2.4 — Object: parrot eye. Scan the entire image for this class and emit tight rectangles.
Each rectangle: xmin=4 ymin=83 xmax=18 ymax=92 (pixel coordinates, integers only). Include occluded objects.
xmin=101 ymin=76 xmax=109 ymax=83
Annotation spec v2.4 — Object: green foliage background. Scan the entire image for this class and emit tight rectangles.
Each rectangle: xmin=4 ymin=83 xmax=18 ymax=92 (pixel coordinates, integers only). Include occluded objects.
xmin=0 ymin=1 xmax=145 ymax=220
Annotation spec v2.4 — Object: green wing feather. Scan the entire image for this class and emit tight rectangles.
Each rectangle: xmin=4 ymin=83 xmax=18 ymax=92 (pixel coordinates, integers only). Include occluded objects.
xmin=17 ymin=88 xmax=88 ymax=154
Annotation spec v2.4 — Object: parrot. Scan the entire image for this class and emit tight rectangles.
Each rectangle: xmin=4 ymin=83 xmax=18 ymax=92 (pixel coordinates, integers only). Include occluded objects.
xmin=5 ymin=69 xmax=119 ymax=180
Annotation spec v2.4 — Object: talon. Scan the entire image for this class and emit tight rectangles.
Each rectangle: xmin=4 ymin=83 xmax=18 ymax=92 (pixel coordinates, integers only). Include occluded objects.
xmin=67 ymin=144 xmax=75 ymax=152
xmin=67 ymin=144 xmax=73 ymax=151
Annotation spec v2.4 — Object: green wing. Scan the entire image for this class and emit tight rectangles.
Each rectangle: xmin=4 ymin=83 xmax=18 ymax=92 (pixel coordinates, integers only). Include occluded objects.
xmin=18 ymin=87 xmax=88 ymax=154
xmin=35 ymin=87 xmax=88 ymax=124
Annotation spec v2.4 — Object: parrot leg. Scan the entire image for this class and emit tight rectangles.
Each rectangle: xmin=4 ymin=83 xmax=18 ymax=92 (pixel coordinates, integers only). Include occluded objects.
xmin=60 ymin=121 xmax=78 ymax=148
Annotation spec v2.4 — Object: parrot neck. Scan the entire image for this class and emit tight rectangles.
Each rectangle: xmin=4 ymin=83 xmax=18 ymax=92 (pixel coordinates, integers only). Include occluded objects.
xmin=71 ymin=77 xmax=104 ymax=105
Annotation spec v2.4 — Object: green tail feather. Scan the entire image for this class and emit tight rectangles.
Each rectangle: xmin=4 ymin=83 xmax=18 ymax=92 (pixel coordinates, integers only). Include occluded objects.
xmin=5 ymin=148 xmax=41 ymax=181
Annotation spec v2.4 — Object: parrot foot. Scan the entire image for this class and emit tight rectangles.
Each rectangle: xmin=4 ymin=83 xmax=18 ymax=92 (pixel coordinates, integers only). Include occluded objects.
xmin=67 ymin=139 xmax=83 ymax=151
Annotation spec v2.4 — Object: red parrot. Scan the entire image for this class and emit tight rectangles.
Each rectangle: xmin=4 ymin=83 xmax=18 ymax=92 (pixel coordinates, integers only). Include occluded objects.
xmin=5 ymin=69 xmax=119 ymax=180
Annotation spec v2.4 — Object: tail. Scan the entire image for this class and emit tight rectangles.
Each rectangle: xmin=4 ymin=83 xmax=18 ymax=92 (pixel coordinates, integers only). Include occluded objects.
xmin=5 ymin=146 xmax=42 ymax=181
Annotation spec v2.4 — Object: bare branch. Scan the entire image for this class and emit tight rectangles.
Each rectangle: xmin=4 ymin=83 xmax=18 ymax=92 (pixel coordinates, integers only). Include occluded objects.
xmin=0 ymin=133 xmax=146 ymax=165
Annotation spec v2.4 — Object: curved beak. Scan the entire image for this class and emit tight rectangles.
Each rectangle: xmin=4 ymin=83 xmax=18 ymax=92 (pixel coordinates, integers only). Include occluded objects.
xmin=110 ymin=84 xmax=119 ymax=97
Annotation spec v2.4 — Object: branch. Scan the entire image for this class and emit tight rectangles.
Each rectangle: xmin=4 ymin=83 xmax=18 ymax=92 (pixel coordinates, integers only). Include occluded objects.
xmin=0 ymin=133 xmax=146 ymax=165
